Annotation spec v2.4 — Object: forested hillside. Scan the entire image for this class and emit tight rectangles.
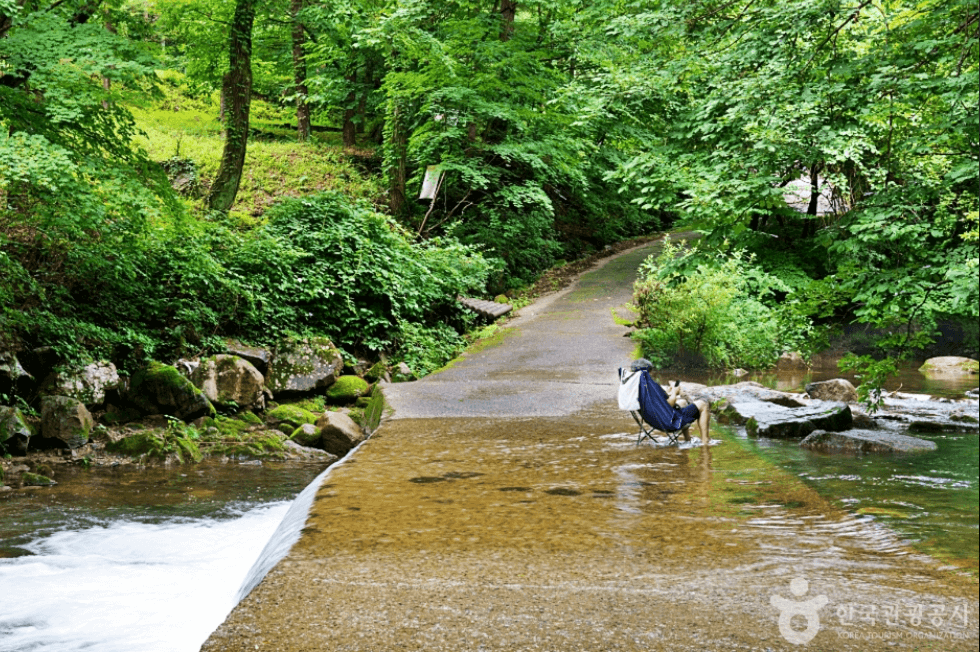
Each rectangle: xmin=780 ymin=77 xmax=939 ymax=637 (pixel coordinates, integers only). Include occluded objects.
xmin=2 ymin=0 xmax=977 ymax=391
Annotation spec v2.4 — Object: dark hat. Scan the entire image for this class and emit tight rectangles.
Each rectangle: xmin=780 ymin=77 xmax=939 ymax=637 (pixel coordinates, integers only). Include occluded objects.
xmin=630 ymin=358 xmax=653 ymax=372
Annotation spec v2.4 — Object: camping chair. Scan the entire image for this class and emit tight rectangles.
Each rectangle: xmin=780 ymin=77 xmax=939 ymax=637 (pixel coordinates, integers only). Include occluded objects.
xmin=618 ymin=367 xmax=687 ymax=446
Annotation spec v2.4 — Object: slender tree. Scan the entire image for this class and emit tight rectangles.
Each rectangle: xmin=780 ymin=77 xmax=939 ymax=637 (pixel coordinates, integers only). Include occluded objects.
xmin=291 ymin=0 xmax=311 ymax=142
xmin=206 ymin=0 xmax=256 ymax=212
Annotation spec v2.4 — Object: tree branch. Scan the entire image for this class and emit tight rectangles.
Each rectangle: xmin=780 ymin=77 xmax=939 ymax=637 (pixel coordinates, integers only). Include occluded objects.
xmin=803 ymin=0 xmax=874 ymax=71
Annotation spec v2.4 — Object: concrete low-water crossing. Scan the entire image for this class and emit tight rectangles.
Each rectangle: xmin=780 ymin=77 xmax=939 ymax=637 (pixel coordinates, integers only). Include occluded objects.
xmin=1 ymin=237 xmax=976 ymax=651
xmin=203 ymin=239 xmax=978 ymax=651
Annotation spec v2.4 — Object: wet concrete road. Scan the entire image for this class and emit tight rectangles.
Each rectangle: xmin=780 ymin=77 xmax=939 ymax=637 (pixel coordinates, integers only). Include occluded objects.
xmin=203 ymin=240 xmax=978 ymax=651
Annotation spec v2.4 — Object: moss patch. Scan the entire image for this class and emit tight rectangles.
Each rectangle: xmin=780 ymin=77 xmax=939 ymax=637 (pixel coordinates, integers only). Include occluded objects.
xmin=326 ymin=375 xmax=369 ymax=403
xmin=266 ymin=404 xmax=318 ymax=431
xmin=22 ymin=472 xmax=56 ymax=486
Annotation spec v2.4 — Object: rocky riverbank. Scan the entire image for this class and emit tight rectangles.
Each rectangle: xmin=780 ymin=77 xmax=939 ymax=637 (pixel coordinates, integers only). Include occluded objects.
xmin=0 ymin=337 xmax=398 ymax=491
xmin=677 ymin=374 xmax=978 ymax=453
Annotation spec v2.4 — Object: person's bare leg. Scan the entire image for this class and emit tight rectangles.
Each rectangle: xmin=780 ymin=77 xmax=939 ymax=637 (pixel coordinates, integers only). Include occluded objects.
xmin=694 ymin=399 xmax=710 ymax=442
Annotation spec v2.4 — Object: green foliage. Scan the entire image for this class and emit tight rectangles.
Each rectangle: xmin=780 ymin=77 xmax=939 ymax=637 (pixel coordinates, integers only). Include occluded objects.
xmin=631 ymin=239 xmax=812 ymax=368
xmin=396 ymin=320 xmax=466 ymax=378
xmin=838 ymin=354 xmax=900 ymax=414
xmin=223 ymin=191 xmax=489 ymax=351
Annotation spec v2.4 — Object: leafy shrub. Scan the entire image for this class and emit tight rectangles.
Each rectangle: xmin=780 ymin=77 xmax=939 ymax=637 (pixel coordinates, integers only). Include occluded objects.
xmin=631 ymin=239 xmax=812 ymax=368
xmin=222 ymin=191 xmax=490 ymax=352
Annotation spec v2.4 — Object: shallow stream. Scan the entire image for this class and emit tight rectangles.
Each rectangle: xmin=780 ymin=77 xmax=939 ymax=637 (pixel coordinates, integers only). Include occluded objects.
xmin=1 ymin=363 xmax=976 ymax=651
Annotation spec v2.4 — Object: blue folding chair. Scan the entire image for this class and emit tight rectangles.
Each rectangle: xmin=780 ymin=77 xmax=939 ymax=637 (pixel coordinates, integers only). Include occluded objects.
xmin=619 ymin=367 xmax=691 ymax=446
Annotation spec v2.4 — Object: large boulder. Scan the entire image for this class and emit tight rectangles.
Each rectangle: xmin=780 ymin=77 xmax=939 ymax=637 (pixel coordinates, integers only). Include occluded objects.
xmin=1 ymin=406 xmax=35 ymax=452
xmin=126 ymin=362 xmax=216 ymax=420
xmin=775 ymin=352 xmax=808 ymax=371
xmin=225 ymin=341 xmax=273 ymax=375
xmin=41 ymin=361 xmax=119 ymax=406
xmin=0 ymin=350 xmax=32 ymax=397
xmin=315 ymin=411 xmax=366 ymax=457
xmin=745 ymin=401 xmax=852 ymax=439
xmin=805 ymin=378 xmax=859 ymax=403
xmin=191 ymin=355 xmax=271 ymax=410
xmin=267 ymin=337 xmax=344 ymax=396
xmin=40 ymin=396 xmax=94 ymax=449
xmin=918 ymin=356 xmax=979 ymax=375
xmin=801 ymin=429 xmax=937 ymax=454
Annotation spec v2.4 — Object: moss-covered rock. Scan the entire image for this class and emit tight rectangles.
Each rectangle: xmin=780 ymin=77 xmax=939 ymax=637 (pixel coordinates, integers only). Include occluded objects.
xmin=127 ymin=362 xmax=216 ymax=420
xmin=364 ymin=361 xmax=387 ymax=383
xmin=236 ymin=411 xmax=265 ymax=426
xmin=199 ymin=415 xmax=254 ymax=437
xmin=1 ymin=406 xmax=34 ymax=449
xmin=206 ymin=431 xmax=286 ymax=459
xmin=40 ymin=396 xmax=93 ymax=449
xmin=267 ymin=337 xmax=344 ymax=396
xmin=22 ymin=472 xmax=56 ymax=486
xmin=359 ymin=388 xmax=386 ymax=435
xmin=326 ymin=375 xmax=369 ymax=403
xmin=919 ymin=356 xmax=980 ymax=375
xmin=266 ymin=404 xmax=318 ymax=432
xmin=106 ymin=429 xmax=202 ymax=463
xmin=289 ymin=423 xmax=321 ymax=448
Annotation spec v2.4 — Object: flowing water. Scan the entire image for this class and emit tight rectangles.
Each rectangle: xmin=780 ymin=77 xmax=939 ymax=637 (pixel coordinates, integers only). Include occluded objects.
xmin=1 ymin=363 xmax=976 ymax=651
xmin=681 ymin=360 xmax=980 ymax=572
xmin=0 ymin=462 xmax=329 ymax=652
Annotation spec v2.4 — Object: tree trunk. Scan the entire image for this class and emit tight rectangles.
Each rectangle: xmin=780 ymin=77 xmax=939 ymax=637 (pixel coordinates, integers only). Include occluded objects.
xmin=291 ymin=0 xmax=311 ymax=142
xmin=803 ymin=163 xmax=820 ymax=238
xmin=206 ymin=0 xmax=256 ymax=213
xmin=499 ymin=1 xmax=517 ymax=41
xmin=342 ymin=73 xmax=357 ymax=147
xmin=387 ymin=99 xmax=408 ymax=215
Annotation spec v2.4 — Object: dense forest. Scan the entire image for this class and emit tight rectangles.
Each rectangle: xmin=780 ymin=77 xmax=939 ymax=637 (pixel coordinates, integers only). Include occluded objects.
xmin=2 ymin=0 xmax=977 ymax=395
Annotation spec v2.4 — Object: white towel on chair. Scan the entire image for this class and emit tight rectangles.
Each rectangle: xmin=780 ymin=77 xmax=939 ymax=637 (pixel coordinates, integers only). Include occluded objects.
xmin=618 ymin=368 xmax=641 ymax=411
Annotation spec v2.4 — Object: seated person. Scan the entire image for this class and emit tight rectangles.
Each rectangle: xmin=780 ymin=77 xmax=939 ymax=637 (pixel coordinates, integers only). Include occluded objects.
xmin=630 ymin=358 xmax=710 ymax=442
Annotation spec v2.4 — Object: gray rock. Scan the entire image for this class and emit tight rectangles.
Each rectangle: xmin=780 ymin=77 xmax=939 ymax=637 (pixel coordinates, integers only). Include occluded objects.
xmin=1 ymin=406 xmax=35 ymax=451
xmin=191 ymin=355 xmax=271 ymax=410
xmin=315 ymin=411 xmax=366 ymax=457
xmin=919 ymin=356 xmax=979 ymax=375
xmin=805 ymin=378 xmax=859 ymax=403
xmin=41 ymin=361 xmax=119 ymax=406
xmin=40 ymin=396 xmax=94 ymax=449
xmin=745 ymin=401 xmax=852 ymax=439
xmin=966 ymin=388 xmax=979 ymax=398
xmin=801 ymin=429 xmax=937 ymax=454
xmin=0 ymin=350 xmax=32 ymax=396
xmin=282 ymin=439 xmax=339 ymax=462
xmin=775 ymin=351 xmax=807 ymax=371
xmin=267 ymin=338 xmax=343 ymax=395
xmin=907 ymin=419 xmax=979 ymax=434
xmin=126 ymin=362 xmax=215 ymax=420
xmin=226 ymin=341 xmax=273 ymax=375
xmin=392 ymin=362 xmax=416 ymax=383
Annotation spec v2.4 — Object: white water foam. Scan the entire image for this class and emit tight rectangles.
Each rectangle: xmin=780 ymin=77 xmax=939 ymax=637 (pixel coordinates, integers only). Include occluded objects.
xmin=0 ymin=502 xmax=290 ymax=652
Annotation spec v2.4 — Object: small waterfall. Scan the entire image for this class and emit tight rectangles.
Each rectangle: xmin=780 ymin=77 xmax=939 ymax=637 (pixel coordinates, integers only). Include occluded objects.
xmin=234 ymin=441 xmax=366 ymax=603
